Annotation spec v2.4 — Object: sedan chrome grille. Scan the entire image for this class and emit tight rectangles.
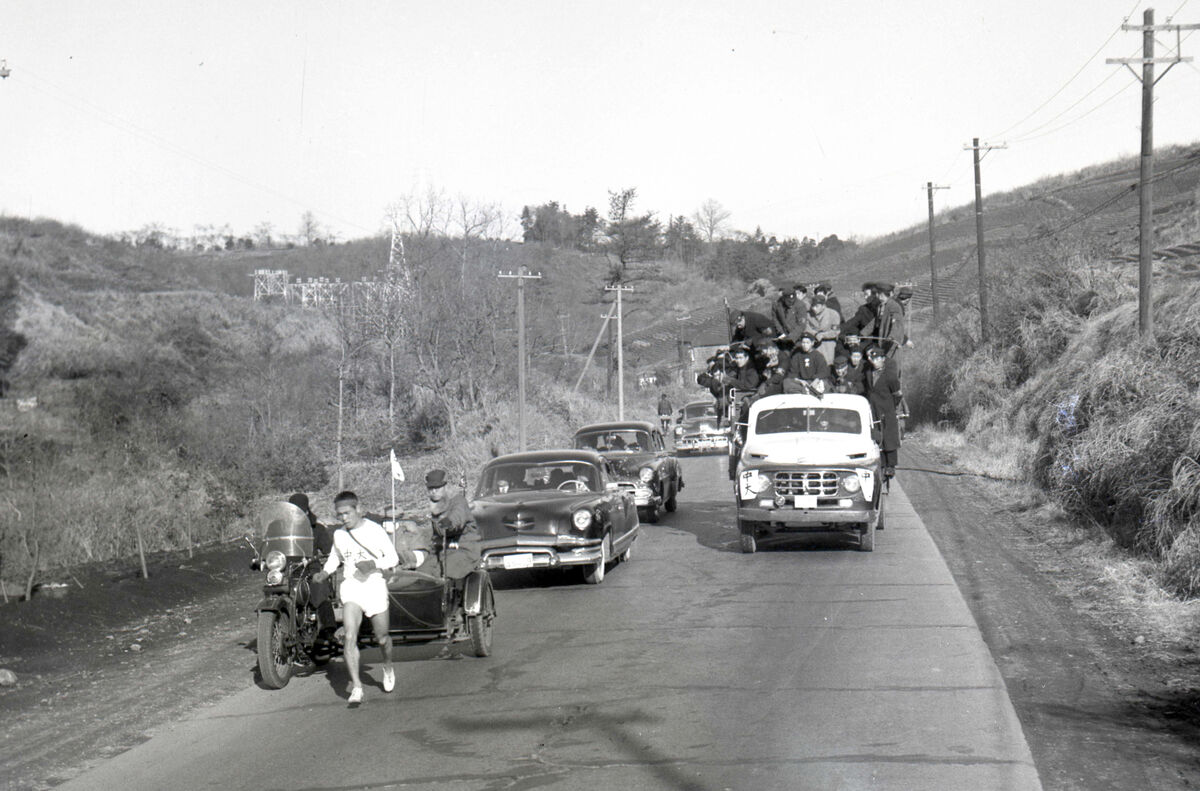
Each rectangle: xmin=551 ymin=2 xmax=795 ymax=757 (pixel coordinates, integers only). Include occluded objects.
xmin=773 ymin=470 xmax=840 ymax=496
xmin=502 ymin=513 xmax=537 ymax=531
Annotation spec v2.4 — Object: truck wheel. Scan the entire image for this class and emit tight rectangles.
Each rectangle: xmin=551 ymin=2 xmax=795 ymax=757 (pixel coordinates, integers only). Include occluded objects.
xmin=858 ymin=521 xmax=876 ymax=552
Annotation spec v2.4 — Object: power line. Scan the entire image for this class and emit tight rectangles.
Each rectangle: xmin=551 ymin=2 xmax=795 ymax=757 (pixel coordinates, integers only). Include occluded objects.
xmin=1009 ymin=78 xmax=1139 ymax=143
xmin=989 ymin=0 xmax=1142 ymax=140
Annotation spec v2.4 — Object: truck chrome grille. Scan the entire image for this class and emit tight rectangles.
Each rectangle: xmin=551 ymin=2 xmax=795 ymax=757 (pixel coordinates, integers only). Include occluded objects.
xmin=773 ymin=470 xmax=839 ymax=496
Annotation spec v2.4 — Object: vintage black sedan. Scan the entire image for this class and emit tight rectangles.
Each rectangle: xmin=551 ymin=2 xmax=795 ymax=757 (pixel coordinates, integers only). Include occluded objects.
xmin=472 ymin=450 xmax=638 ymax=584
xmin=572 ymin=420 xmax=683 ymax=523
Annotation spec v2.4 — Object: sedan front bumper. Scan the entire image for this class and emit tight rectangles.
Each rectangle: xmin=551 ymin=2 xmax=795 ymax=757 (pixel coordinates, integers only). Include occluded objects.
xmin=481 ymin=541 xmax=603 ymax=572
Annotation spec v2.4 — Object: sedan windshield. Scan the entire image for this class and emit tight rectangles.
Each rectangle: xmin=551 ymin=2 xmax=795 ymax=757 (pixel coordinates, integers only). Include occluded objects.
xmin=683 ymin=403 xmax=716 ymax=419
xmin=755 ymin=407 xmax=862 ymax=435
xmin=477 ymin=462 xmax=600 ymax=496
xmin=574 ymin=430 xmax=651 ymax=453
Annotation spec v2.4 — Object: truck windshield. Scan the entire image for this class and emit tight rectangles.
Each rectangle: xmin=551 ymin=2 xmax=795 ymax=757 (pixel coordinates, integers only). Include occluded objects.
xmin=754 ymin=407 xmax=862 ymax=435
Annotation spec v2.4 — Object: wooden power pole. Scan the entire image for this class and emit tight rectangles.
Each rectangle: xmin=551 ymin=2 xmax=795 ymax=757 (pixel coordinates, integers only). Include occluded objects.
xmin=498 ymin=266 xmax=542 ymax=450
xmin=963 ymin=138 xmax=1006 ymax=344
xmin=924 ymin=182 xmax=950 ymax=322
xmin=1108 ymin=8 xmax=1198 ymax=338
xmin=605 ymin=283 xmax=634 ymax=420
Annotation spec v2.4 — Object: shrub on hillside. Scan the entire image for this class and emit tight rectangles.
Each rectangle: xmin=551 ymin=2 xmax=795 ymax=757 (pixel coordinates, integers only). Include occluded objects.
xmin=1028 ymin=286 xmax=1200 ymax=560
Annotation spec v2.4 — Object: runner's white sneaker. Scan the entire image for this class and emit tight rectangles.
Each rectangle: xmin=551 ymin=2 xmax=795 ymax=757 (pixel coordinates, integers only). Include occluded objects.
xmin=382 ymin=667 xmax=395 ymax=693
xmin=348 ymin=686 xmax=363 ymax=704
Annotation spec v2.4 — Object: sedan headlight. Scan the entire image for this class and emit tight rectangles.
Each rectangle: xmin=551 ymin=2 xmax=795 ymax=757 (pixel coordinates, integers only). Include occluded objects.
xmin=265 ymin=569 xmax=285 ymax=585
xmin=674 ymin=426 xmax=684 ymax=436
xmin=264 ymin=550 xmax=287 ymax=571
xmin=639 ymin=466 xmax=655 ymax=483
xmin=572 ymin=509 xmax=594 ymax=530
xmin=841 ymin=473 xmax=862 ymax=493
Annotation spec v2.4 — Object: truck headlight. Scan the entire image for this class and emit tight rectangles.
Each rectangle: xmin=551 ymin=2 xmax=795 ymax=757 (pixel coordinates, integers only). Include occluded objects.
xmin=738 ymin=470 xmax=771 ymax=499
xmin=639 ymin=467 xmax=655 ymax=483
xmin=264 ymin=551 xmax=287 ymax=571
xmin=572 ymin=509 xmax=593 ymax=530
xmin=841 ymin=473 xmax=861 ymax=493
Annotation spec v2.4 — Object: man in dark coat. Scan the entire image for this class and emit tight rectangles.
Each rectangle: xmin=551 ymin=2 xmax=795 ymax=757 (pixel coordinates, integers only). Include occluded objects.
xmin=426 ymin=469 xmax=481 ymax=581
xmin=288 ymin=492 xmax=336 ymax=634
xmin=718 ymin=344 xmax=761 ymax=393
xmin=874 ymin=283 xmax=906 ymax=361
xmin=784 ymin=333 xmax=830 ymax=394
xmin=863 ymin=346 xmax=902 ymax=480
xmin=841 ymin=283 xmax=879 ymax=339
xmin=771 ymin=289 xmax=803 ymax=338
xmin=731 ymin=310 xmax=777 ymax=344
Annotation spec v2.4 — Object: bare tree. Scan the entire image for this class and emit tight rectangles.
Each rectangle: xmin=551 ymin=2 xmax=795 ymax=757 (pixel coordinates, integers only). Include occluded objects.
xmin=299 ymin=211 xmax=324 ymax=246
xmin=692 ymin=198 xmax=732 ymax=243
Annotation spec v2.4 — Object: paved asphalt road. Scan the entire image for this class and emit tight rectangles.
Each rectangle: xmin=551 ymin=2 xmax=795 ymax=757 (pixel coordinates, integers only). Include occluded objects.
xmin=59 ymin=456 xmax=1042 ymax=791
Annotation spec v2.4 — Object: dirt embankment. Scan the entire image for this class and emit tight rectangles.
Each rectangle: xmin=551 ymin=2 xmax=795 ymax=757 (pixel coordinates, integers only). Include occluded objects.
xmin=0 ymin=544 xmax=265 ymax=791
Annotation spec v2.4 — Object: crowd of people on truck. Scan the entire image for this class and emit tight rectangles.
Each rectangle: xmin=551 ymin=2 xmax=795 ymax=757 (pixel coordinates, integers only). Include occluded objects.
xmin=702 ymin=281 xmax=913 ymax=481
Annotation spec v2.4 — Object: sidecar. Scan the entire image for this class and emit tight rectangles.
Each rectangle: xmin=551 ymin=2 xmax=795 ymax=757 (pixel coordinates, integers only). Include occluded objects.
xmin=333 ymin=559 xmax=496 ymax=657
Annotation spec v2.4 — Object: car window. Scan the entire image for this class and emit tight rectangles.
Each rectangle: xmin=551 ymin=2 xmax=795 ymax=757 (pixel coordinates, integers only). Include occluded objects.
xmin=477 ymin=462 xmax=599 ymax=495
xmin=684 ymin=403 xmax=715 ymax=419
xmin=754 ymin=407 xmax=862 ymax=435
xmin=575 ymin=430 xmax=650 ymax=452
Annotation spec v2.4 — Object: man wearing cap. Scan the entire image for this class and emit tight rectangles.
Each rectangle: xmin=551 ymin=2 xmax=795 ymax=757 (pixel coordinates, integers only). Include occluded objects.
xmin=802 ymin=294 xmax=842 ymax=365
xmin=783 ymin=333 xmax=830 ymax=394
xmin=874 ymin=284 xmax=906 ymax=363
xmin=771 ymin=287 xmax=802 ymax=338
xmin=863 ymin=346 xmax=902 ymax=480
xmin=312 ymin=490 xmax=399 ymax=704
xmin=814 ymin=283 xmax=842 ymax=319
xmin=426 ymin=469 xmax=481 ymax=582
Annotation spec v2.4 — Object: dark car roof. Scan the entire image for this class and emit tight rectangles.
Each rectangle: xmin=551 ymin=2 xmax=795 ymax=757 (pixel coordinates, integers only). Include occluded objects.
xmin=482 ymin=449 xmax=605 ymax=468
xmin=574 ymin=421 xmax=656 ymax=434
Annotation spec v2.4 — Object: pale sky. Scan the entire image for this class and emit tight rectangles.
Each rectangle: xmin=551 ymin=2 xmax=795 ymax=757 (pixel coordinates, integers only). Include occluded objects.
xmin=1 ymin=0 xmax=1197 ymax=244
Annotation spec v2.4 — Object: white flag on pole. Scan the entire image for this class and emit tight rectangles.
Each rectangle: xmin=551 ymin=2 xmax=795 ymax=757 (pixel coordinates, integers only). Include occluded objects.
xmin=390 ymin=449 xmax=405 ymax=482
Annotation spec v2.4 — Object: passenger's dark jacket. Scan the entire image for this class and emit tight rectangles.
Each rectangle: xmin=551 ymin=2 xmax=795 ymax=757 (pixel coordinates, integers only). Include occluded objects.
xmin=841 ymin=299 xmax=878 ymax=338
xmin=720 ymin=362 xmax=762 ymax=393
xmin=787 ymin=349 xmax=830 ymax=383
xmin=771 ymin=297 xmax=802 ymax=337
xmin=731 ymin=311 xmax=777 ymax=343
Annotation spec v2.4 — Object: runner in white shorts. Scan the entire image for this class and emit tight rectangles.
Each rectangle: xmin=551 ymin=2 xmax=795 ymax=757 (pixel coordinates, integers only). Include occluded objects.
xmin=312 ymin=490 xmax=399 ymax=704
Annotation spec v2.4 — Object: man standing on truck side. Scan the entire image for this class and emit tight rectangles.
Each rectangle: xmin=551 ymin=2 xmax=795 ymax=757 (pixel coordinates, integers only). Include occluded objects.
xmin=863 ymin=346 xmax=902 ymax=481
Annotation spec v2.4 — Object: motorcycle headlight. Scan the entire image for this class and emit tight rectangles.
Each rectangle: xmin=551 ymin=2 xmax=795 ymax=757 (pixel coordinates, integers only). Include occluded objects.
xmin=639 ymin=467 xmax=655 ymax=483
xmin=264 ymin=551 xmax=287 ymax=571
xmin=572 ymin=509 xmax=594 ymax=530
xmin=266 ymin=569 xmax=284 ymax=585
xmin=841 ymin=473 xmax=862 ymax=493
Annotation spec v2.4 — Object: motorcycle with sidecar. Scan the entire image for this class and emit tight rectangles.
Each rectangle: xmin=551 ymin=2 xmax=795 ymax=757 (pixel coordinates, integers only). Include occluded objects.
xmin=250 ymin=504 xmax=496 ymax=689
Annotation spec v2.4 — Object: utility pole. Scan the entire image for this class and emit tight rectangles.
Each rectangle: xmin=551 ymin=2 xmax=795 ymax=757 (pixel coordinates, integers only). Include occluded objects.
xmin=498 ymin=266 xmax=542 ymax=450
xmin=1108 ymin=8 xmax=1198 ymax=338
xmin=605 ymin=283 xmax=634 ymax=420
xmin=963 ymin=138 xmax=1006 ymax=344
xmin=924 ymin=182 xmax=950 ymax=322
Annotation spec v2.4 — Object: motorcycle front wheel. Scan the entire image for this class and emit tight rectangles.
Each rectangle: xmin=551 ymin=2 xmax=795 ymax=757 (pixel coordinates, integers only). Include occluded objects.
xmin=257 ymin=610 xmax=295 ymax=689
